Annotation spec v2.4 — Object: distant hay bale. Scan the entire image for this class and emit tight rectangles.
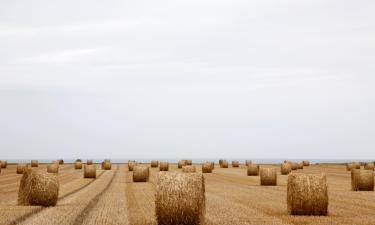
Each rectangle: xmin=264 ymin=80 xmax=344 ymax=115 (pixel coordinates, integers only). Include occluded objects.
xmin=281 ymin=163 xmax=292 ymax=175
xmin=186 ymin=160 xmax=193 ymax=165
xmin=353 ymin=162 xmax=361 ymax=169
xmin=291 ymin=162 xmax=299 ymax=170
xmin=47 ymin=164 xmax=59 ymax=173
xmin=202 ymin=162 xmax=213 ymax=173
xmin=178 ymin=160 xmax=187 ymax=169
xmin=260 ymin=168 xmax=277 ymax=186
xmin=210 ymin=161 xmax=215 ymax=170
xmin=220 ymin=160 xmax=228 ymax=168
xmin=74 ymin=161 xmax=83 ymax=169
xmin=351 ymin=169 xmax=374 ymax=191
xmin=287 ymin=173 xmax=328 ymax=215
xmin=245 ymin=160 xmax=252 ymax=166
xmin=155 ymin=172 xmax=205 ymax=225
xmin=17 ymin=164 xmax=28 ymax=174
xmin=18 ymin=169 xmax=59 ymax=206
xmin=160 ymin=162 xmax=169 ymax=171
xmin=219 ymin=159 xmax=224 ymax=166
xmin=303 ymin=160 xmax=310 ymax=166
xmin=182 ymin=165 xmax=196 ymax=173
xmin=232 ymin=160 xmax=239 ymax=168
xmin=87 ymin=160 xmax=93 ymax=165
xmin=151 ymin=160 xmax=159 ymax=168
xmin=298 ymin=162 xmax=304 ymax=170
xmin=0 ymin=160 xmax=7 ymax=168
xmin=84 ymin=165 xmax=96 ymax=178
xmin=128 ymin=160 xmax=137 ymax=171
xmin=133 ymin=165 xmax=149 ymax=182
xmin=247 ymin=164 xmax=259 ymax=176
xmin=347 ymin=162 xmax=360 ymax=171
xmin=58 ymin=159 xmax=64 ymax=165
xmin=31 ymin=160 xmax=38 ymax=167
xmin=102 ymin=159 xmax=112 ymax=170
xmin=364 ymin=163 xmax=374 ymax=170
xmin=76 ymin=159 xmax=82 ymax=162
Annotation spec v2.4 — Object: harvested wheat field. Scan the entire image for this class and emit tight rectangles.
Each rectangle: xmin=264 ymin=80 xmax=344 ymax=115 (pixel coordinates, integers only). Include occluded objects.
xmin=1 ymin=162 xmax=375 ymax=225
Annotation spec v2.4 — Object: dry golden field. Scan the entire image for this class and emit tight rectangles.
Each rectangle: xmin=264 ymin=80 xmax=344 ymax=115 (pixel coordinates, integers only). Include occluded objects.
xmin=1 ymin=163 xmax=375 ymax=225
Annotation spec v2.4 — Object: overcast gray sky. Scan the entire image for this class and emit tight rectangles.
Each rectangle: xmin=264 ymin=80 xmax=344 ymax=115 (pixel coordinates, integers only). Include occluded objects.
xmin=0 ymin=0 xmax=374 ymax=159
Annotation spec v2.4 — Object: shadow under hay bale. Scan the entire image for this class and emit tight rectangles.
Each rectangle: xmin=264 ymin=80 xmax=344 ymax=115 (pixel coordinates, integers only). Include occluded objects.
xmin=18 ymin=169 xmax=59 ymax=206
xmin=84 ymin=165 xmax=96 ymax=178
xmin=287 ymin=173 xmax=328 ymax=216
xmin=47 ymin=164 xmax=59 ymax=173
xmin=260 ymin=168 xmax=277 ymax=186
xmin=155 ymin=172 xmax=205 ymax=225
xmin=351 ymin=169 xmax=374 ymax=191
xmin=281 ymin=163 xmax=292 ymax=175
xmin=182 ymin=165 xmax=196 ymax=173
xmin=247 ymin=164 xmax=259 ymax=176
xmin=160 ymin=162 xmax=169 ymax=171
xmin=17 ymin=164 xmax=28 ymax=174
xmin=133 ymin=165 xmax=149 ymax=182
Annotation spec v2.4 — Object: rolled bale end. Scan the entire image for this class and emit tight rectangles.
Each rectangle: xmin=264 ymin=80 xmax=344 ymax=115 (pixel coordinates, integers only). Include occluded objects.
xmin=260 ymin=168 xmax=277 ymax=186
xmin=351 ymin=169 xmax=374 ymax=191
xmin=155 ymin=172 xmax=205 ymax=225
xmin=128 ymin=160 xmax=137 ymax=171
xmin=31 ymin=160 xmax=39 ymax=168
xmin=133 ymin=165 xmax=149 ymax=182
xmin=178 ymin=160 xmax=187 ymax=169
xmin=291 ymin=162 xmax=299 ymax=170
xmin=281 ymin=163 xmax=292 ymax=175
xmin=287 ymin=173 xmax=328 ymax=216
xmin=102 ymin=160 xmax=112 ymax=170
xmin=18 ymin=169 xmax=59 ymax=206
xmin=0 ymin=160 xmax=7 ymax=168
xmin=84 ymin=165 xmax=96 ymax=178
xmin=182 ymin=165 xmax=196 ymax=173
xmin=303 ymin=160 xmax=310 ymax=166
xmin=151 ymin=160 xmax=159 ymax=168
xmin=245 ymin=160 xmax=252 ymax=166
xmin=232 ymin=160 xmax=239 ymax=168
xmin=364 ymin=163 xmax=374 ymax=171
xmin=87 ymin=160 xmax=93 ymax=165
xmin=47 ymin=164 xmax=59 ymax=173
xmin=74 ymin=161 xmax=83 ymax=169
xmin=220 ymin=160 xmax=228 ymax=168
xmin=202 ymin=162 xmax=213 ymax=173
xmin=159 ymin=162 xmax=169 ymax=171
xmin=17 ymin=164 xmax=28 ymax=174
xmin=247 ymin=164 xmax=259 ymax=176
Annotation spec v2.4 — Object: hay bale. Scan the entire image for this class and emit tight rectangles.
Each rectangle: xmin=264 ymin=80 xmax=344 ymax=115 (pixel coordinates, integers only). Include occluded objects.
xmin=160 ymin=162 xmax=169 ymax=171
xmin=220 ymin=160 xmax=228 ymax=168
xmin=245 ymin=160 xmax=252 ymax=166
xmin=186 ymin=160 xmax=193 ymax=165
xmin=84 ymin=165 xmax=96 ymax=178
xmin=128 ymin=160 xmax=137 ymax=171
xmin=178 ymin=160 xmax=187 ymax=169
xmin=102 ymin=159 xmax=112 ymax=170
xmin=87 ymin=160 xmax=93 ymax=165
xmin=58 ymin=159 xmax=64 ymax=165
xmin=202 ymin=162 xmax=213 ymax=173
xmin=219 ymin=159 xmax=224 ymax=166
xmin=31 ymin=160 xmax=38 ymax=167
xmin=281 ymin=163 xmax=292 ymax=175
xmin=182 ymin=165 xmax=196 ymax=173
xmin=47 ymin=164 xmax=59 ymax=173
xmin=291 ymin=162 xmax=299 ymax=170
xmin=287 ymin=173 xmax=328 ymax=215
xmin=133 ymin=165 xmax=149 ymax=182
xmin=17 ymin=164 xmax=28 ymax=174
xmin=151 ymin=160 xmax=159 ymax=168
xmin=260 ymin=168 xmax=277 ymax=186
xmin=76 ymin=159 xmax=82 ymax=162
xmin=351 ymin=169 xmax=374 ymax=191
xmin=155 ymin=172 xmax=205 ymax=225
xmin=298 ymin=162 xmax=304 ymax=170
xmin=364 ymin=163 xmax=374 ymax=170
xmin=0 ymin=160 xmax=7 ymax=168
xmin=18 ymin=169 xmax=59 ymax=206
xmin=232 ymin=160 xmax=239 ymax=168
xmin=210 ymin=161 xmax=215 ymax=170
xmin=247 ymin=164 xmax=259 ymax=176
xmin=353 ymin=162 xmax=361 ymax=169
xmin=303 ymin=160 xmax=310 ymax=166
xmin=75 ymin=161 xmax=83 ymax=169
xmin=346 ymin=163 xmax=354 ymax=171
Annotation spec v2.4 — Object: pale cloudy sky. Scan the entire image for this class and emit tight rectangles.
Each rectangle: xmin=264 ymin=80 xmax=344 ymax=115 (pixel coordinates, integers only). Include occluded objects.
xmin=0 ymin=0 xmax=374 ymax=159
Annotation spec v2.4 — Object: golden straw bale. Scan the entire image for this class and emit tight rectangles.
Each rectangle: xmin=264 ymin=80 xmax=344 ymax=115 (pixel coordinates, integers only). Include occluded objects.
xmin=219 ymin=159 xmax=223 ymax=166
xmin=17 ymin=164 xmax=28 ymax=174
xmin=155 ymin=172 xmax=205 ymax=225
xmin=346 ymin=163 xmax=354 ymax=171
xmin=151 ymin=160 xmax=159 ymax=168
xmin=159 ymin=162 xmax=169 ymax=171
xmin=182 ymin=165 xmax=196 ymax=173
xmin=298 ymin=162 xmax=304 ymax=169
xmin=364 ymin=163 xmax=374 ymax=170
xmin=247 ymin=164 xmax=259 ymax=176
xmin=31 ymin=160 xmax=38 ymax=167
xmin=291 ymin=162 xmax=299 ymax=170
xmin=245 ymin=160 xmax=252 ymax=166
xmin=76 ymin=159 xmax=82 ymax=162
xmin=232 ymin=160 xmax=239 ymax=168
xmin=220 ymin=160 xmax=228 ymax=168
xmin=18 ymin=169 xmax=59 ymax=206
xmin=302 ymin=160 xmax=310 ymax=166
xmin=58 ymin=159 xmax=64 ymax=165
xmin=178 ymin=160 xmax=187 ymax=169
xmin=84 ymin=165 xmax=96 ymax=178
xmin=287 ymin=173 xmax=328 ymax=215
xmin=47 ymin=164 xmax=59 ymax=173
xmin=202 ymin=162 xmax=213 ymax=173
xmin=281 ymin=163 xmax=292 ymax=175
xmin=210 ymin=161 xmax=215 ymax=170
xmin=87 ymin=160 xmax=93 ymax=165
xmin=353 ymin=162 xmax=361 ymax=169
xmin=186 ymin=160 xmax=193 ymax=165
xmin=133 ymin=165 xmax=149 ymax=182
xmin=75 ymin=161 xmax=82 ymax=169
xmin=0 ymin=160 xmax=7 ymax=168
xmin=102 ymin=159 xmax=112 ymax=170
xmin=260 ymin=168 xmax=277 ymax=186
xmin=351 ymin=169 xmax=374 ymax=191
xmin=128 ymin=160 xmax=137 ymax=171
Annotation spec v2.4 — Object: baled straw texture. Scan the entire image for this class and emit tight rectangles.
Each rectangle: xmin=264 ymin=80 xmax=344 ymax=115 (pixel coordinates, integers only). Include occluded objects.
xmin=17 ymin=164 xmax=28 ymax=174
xmin=151 ymin=160 xmax=159 ymax=168
xmin=202 ymin=162 xmax=213 ymax=173
xmin=186 ymin=160 xmax=193 ymax=165
xmin=303 ymin=160 xmax=310 ymax=166
xmin=155 ymin=172 xmax=205 ymax=225
xmin=133 ymin=165 xmax=149 ymax=182
xmin=291 ymin=162 xmax=299 ymax=170
xmin=220 ymin=160 xmax=228 ymax=168
xmin=87 ymin=160 xmax=93 ymax=165
xmin=0 ymin=160 xmax=7 ymax=168
xmin=353 ymin=162 xmax=361 ymax=169
xmin=287 ymin=173 xmax=328 ymax=215
xmin=219 ymin=159 xmax=224 ymax=166
xmin=102 ymin=159 xmax=112 ymax=170
xmin=128 ymin=160 xmax=137 ymax=171
xmin=31 ymin=160 xmax=38 ymax=167
xmin=346 ymin=163 xmax=354 ymax=171
xmin=247 ymin=164 xmax=259 ymax=176
xmin=210 ymin=161 xmax=215 ymax=170
xmin=260 ymin=168 xmax=277 ymax=186
xmin=159 ymin=162 xmax=169 ymax=171
xmin=84 ymin=165 xmax=96 ymax=178
xmin=245 ymin=160 xmax=252 ymax=166
xmin=75 ymin=161 xmax=83 ymax=169
xmin=281 ymin=163 xmax=292 ymax=175
xmin=297 ymin=162 xmax=304 ymax=170
xmin=178 ymin=160 xmax=187 ymax=169
xmin=364 ymin=163 xmax=374 ymax=170
xmin=58 ymin=159 xmax=64 ymax=165
xmin=232 ymin=160 xmax=239 ymax=168
xmin=351 ymin=169 xmax=374 ymax=191
xmin=18 ymin=169 xmax=59 ymax=206
xmin=47 ymin=163 xmax=59 ymax=173
xmin=182 ymin=165 xmax=196 ymax=173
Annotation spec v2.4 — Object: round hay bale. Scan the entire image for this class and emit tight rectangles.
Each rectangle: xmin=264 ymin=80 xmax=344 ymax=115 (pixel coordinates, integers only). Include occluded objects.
xmin=87 ymin=160 xmax=93 ymax=165
xmin=76 ymin=159 xmax=82 ymax=162
xmin=31 ymin=160 xmax=38 ymax=168
xmin=353 ymin=162 xmax=361 ymax=169
xmin=232 ymin=160 xmax=239 ymax=168
xmin=0 ymin=160 xmax=7 ymax=168
xmin=297 ymin=162 xmax=304 ymax=170
xmin=245 ymin=160 xmax=252 ymax=166
xmin=247 ymin=164 xmax=259 ymax=176
xmin=202 ymin=162 xmax=213 ymax=173
xmin=17 ymin=164 xmax=28 ymax=174
xmin=84 ymin=165 xmax=96 ymax=178
xmin=260 ymin=168 xmax=277 ymax=186
xmin=291 ymin=162 xmax=299 ymax=170
xmin=159 ymin=162 xmax=169 ymax=171
xmin=75 ymin=161 xmax=83 ymax=169
xmin=287 ymin=173 xmax=328 ymax=215
xmin=128 ymin=160 xmax=137 ymax=171
xmin=346 ymin=163 xmax=354 ymax=171
xmin=58 ymin=159 xmax=64 ymax=165
xmin=303 ymin=160 xmax=310 ymax=166
xmin=133 ymin=165 xmax=149 ymax=182
xmin=364 ymin=163 xmax=374 ymax=170
xmin=47 ymin=164 xmax=59 ymax=173
xmin=155 ymin=172 xmax=205 ymax=225
xmin=151 ymin=160 xmax=159 ymax=168
xmin=220 ymin=160 xmax=228 ymax=168
xmin=186 ymin=160 xmax=193 ymax=165
xmin=102 ymin=160 xmax=111 ymax=170
xmin=219 ymin=159 xmax=224 ymax=166
xmin=351 ymin=169 xmax=374 ymax=191
xmin=18 ymin=169 xmax=59 ymax=206
xmin=281 ymin=163 xmax=292 ymax=175
xmin=182 ymin=165 xmax=196 ymax=173
xmin=178 ymin=160 xmax=187 ymax=169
